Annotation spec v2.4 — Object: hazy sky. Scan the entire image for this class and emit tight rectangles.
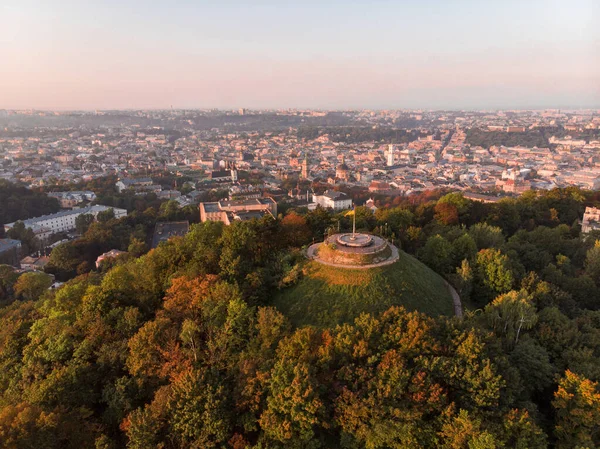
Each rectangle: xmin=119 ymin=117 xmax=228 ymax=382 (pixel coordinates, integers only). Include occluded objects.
xmin=1 ymin=0 xmax=599 ymax=110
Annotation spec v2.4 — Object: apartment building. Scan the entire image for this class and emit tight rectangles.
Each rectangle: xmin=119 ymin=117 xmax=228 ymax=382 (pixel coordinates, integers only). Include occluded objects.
xmin=4 ymin=205 xmax=127 ymax=239
xmin=582 ymin=207 xmax=600 ymax=234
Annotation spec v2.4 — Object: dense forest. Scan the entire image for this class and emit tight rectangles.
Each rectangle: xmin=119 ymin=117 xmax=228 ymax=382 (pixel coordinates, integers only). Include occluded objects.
xmin=0 ymin=180 xmax=60 ymax=227
xmin=297 ymin=126 xmax=428 ymax=144
xmin=465 ymin=126 xmax=600 ymax=149
xmin=465 ymin=128 xmax=550 ymax=149
xmin=1 ymin=188 xmax=600 ymax=448
xmin=42 ymin=199 xmax=199 ymax=281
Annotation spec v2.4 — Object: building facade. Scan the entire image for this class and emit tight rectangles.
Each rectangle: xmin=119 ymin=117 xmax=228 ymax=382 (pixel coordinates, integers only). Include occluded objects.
xmin=582 ymin=207 xmax=600 ymax=234
xmin=4 ymin=205 xmax=127 ymax=239
xmin=312 ymin=190 xmax=352 ymax=210
xmin=199 ymin=198 xmax=277 ymax=225
xmin=48 ymin=191 xmax=97 ymax=208
xmin=116 ymin=178 xmax=154 ymax=193
xmin=386 ymin=144 xmax=395 ymax=167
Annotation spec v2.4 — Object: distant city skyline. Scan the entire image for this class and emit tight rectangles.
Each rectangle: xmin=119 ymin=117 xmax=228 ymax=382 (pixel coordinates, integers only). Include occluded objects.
xmin=1 ymin=0 xmax=599 ymax=110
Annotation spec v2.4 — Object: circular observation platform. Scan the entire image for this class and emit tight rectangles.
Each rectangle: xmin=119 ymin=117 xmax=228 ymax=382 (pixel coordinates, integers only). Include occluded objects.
xmin=307 ymin=233 xmax=399 ymax=269
xmin=336 ymin=233 xmax=373 ymax=248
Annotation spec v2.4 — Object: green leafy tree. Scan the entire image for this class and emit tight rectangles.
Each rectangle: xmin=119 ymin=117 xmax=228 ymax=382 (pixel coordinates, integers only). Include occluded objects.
xmin=553 ymin=370 xmax=600 ymax=448
xmin=305 ymin=206 xmax=333 ymax=240
xmin=352 ymin=205 xmax=375 ymax=230
xmin=451 ymin=233 xmax=478 ymax=266
xmin=158 ymin=200 xmax=180 ymax=221
xmin=452 ymin=259 xmax=474 ymax=301
xmin=509 ymin=337 xmax=555 ymax=395
xmin=439 ymin=409 xmax=499 ymax=449
xmin=374 ymin=207 xmax=414 ymax=234
xmin=97 ymin=208 xmax=116 ymax=223
xmin=127 ymin=238 xmax=148 ymax=258
xmin=259 ymin=360 xmax=324 ymax=446
xmin=474 ymin=249 xmax=514 ymax=305
xmin=438 ymin=192 xmax=470 ymax=215
xmin=486 ymin=199 xmax=522 ymax=235
xmin=419 ymin=235 xmax=453 ymax=274
xmin=125 ymin=389 xmax=169 ymax=449
xmin=0 ymin=180 xmax=60 ymax=225
xmin=168 ymin=369 xmax=232 ymax=448
xmin=14 ymin=272 xmax=53 ymax=301
xmin=485 ymin=290 xmax=537 ymax=346
xmin=0 ymin=402 xmax=96 ymax=449
xmin=584 ymin=239 xmax=600 ymax=286
xmin=75 ymin=213 xmax=95 ymax=235
xmin=501 ymin=409 xmax=547 ymax=449
xmin=47 ymin=242 xmax=81 ymax=277
xmin=468 ymin=223 xmax=505 ymax=250
xmin=0 ymin=264 xmax=20 ymax=302
xmin=6 ymin=221 xmax=39 ymax=255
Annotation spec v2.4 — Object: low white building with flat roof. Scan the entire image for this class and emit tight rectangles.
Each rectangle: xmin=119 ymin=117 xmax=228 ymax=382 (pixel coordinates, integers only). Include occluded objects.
xmin=312 ymin=190 xmax=352 ymax=210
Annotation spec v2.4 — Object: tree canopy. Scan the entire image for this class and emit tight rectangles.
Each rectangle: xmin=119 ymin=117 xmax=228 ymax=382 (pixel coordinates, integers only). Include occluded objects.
xmin=0 ymin=187 xmax=599 ymax=447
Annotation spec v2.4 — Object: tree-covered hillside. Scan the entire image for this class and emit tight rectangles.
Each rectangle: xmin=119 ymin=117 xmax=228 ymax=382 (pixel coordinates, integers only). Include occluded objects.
xmin=0 ymin=180 xmax=60 ymax=226
xmin=0 ymin=188 xmax=600 ymax=448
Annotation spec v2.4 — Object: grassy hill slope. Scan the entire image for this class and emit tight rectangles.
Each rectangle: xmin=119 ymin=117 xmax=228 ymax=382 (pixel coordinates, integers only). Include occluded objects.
xmin=274 ymin=250 xmax=454 ymax=328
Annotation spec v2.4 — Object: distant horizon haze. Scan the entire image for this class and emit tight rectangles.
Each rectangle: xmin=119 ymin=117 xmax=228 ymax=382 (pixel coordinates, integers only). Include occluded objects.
xmin=2 ymin=0 xmax=599 ymax=110
xmin=3 ymin=107 xmax=600 ymax=113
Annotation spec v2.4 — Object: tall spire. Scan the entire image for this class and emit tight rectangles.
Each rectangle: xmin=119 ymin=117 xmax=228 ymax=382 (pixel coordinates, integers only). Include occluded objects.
xmin=302 ymin=153 xmax=309 ymax=179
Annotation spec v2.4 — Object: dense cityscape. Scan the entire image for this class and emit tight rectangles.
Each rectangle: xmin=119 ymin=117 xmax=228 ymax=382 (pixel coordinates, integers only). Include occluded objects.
xmin=2 ymin=0 xmax=600 ymax=448
xmin=2 ymin=108 xmax=600 ymax=195
xmin=2 ymin=107 xmax=600 ymax=268
xmin=2 ymin=107 xmax=600 ymax=448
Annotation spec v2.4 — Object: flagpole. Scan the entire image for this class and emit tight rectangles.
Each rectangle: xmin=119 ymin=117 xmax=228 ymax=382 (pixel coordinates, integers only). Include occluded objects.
xmin=352 ymin=203 xmax=356 ymax=239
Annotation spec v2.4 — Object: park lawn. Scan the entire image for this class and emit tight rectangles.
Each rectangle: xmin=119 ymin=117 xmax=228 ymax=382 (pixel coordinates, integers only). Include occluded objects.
xmin=274 ymin=250 xmax=454 ymax=328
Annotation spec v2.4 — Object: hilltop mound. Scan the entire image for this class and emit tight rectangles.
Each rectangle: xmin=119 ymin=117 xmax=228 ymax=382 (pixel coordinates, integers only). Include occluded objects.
xmin=274 ymin=250 xmax=454 ymax=328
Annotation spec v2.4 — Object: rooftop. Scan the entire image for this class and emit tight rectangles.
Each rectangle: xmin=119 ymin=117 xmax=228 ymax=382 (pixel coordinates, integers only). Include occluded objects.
xmin=232 ymin=210 xmax=270 ymax=221
xmin=219 ymin=197 xmax=275 ymax=207
xmin=152 ymin=221 xmax=190 ymax=248
xmin=0 ymin=239 xmax=21 ymax=252
xmin=119 ymin=177 xmax=152 ymax=185
xmin=5 ymin=205 xmax=126 ymax=227
xmin=322 ymin=190 xmax=350 ymax=200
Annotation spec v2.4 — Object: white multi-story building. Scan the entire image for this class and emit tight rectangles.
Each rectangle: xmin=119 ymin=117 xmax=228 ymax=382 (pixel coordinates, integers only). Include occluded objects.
xmin=312 ymin=190 xmax=352 ymax=210
xmin=582 ymin=207 xmax=600 ymax=234
xmin=116 ymin=177 xmax=154 ymax=193
xmin=386 ymin=144 xmax=395 ymax=167
xmin=4 ymin=205 xmax=127 ymax=239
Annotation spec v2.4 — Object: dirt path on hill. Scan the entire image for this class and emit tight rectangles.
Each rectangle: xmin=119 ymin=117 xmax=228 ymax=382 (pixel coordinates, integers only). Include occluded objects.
xmin=444 ymin=281 xmax=463 ymax=318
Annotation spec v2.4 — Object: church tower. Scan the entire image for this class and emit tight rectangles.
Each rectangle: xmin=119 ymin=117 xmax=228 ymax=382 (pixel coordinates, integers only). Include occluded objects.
xmin=230 ymin=161 xmax=238 ymax=182
xmin=301 ymin=154 xmax=309 ymax=179
xmin=387 ymin=144 xmax=395 ymax=167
